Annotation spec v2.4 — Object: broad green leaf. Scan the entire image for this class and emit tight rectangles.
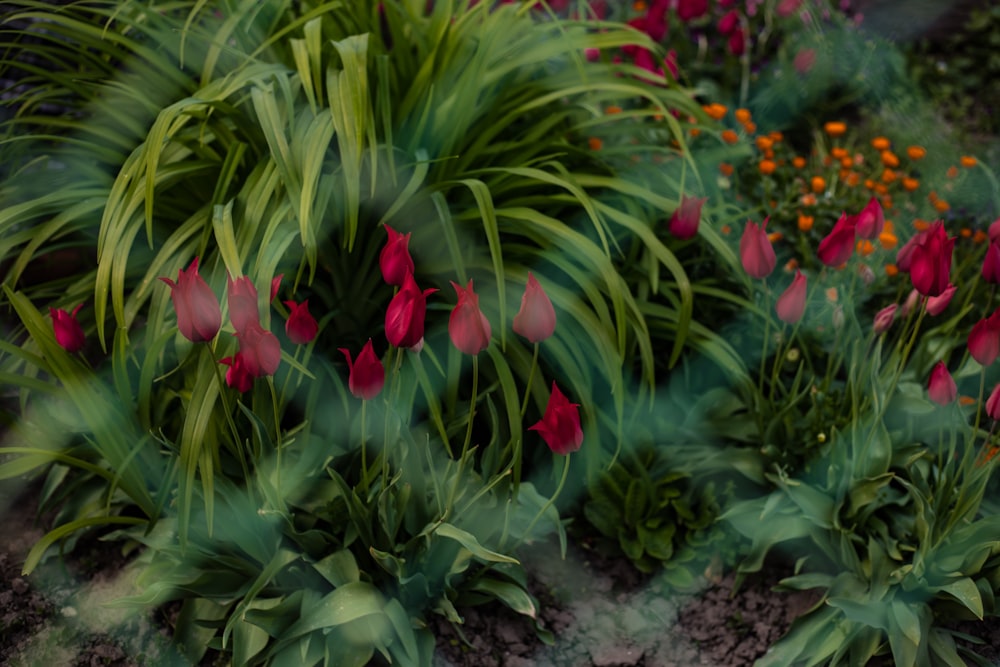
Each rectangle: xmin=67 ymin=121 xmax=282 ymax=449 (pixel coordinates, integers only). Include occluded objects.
xmin=435 ymin=522 xmax=518 ymax=564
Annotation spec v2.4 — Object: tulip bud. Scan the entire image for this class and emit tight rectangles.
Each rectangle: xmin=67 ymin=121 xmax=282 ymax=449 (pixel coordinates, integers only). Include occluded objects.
xmin=159 ymin=257 xmax=222 ymax=343
xmin=270 ymin=274 xmax=283 ymax=302
xmin=339 ymin=339 xmax=385 ymax=400
xmin=676 ymin=0 xmax=709 ymax=21
xmin=858 ymin=263 xmax=875 ymax=286
xmin=925 ymin=285 xmax=956 ymax=316
xmin=740 ymin=217 xmax=776 ymax=279
xmin=968 ymin=313 xmax=1000 ymax=366
xmin=854 ymin=197 xmax=885 ymax=240
xmin=227 ymin=275 xmax=260 ymax=333
xmin=873 ymin=304 xmax=897 ymax=335
xmin=990 ymin=218 xmax=1000 ymax=244
xmin=284 ymin=300 xmax=318 ymax=345
xmin=775 ymin=270 xmax=807 ymax=324
xmin=50 ymin=304 xmax=85 ymax=353
xmin=385 ymin=272 xmax=436 ymax=349
xmin=513 ymin=273 xmax=556 ymax=343
xmin=449 ymin=280 xmax=491 ymax=355
xmin=220 ymin=354 xmax=254 ymax=393
xmin=379 ymin=224 xmax=415 ymax=287
xmin=236 ymin=322 xmax=281 ymax=377
xmin=817 ymin=212 xmax=856 ymax=267
xmin=928 ymin=361 xmax=957 ymax=405
xmin=983 ymin=242 xmax=1000 ymax=284
xmin=529 ymin=381 xmax=583 ymax=455
xmin=900 ymin=289 xmax=920 ymax=318
xmin=987 ymin=384 xmax=1000 ymax=420
xmin=667 ymin=195 xmax=707 ymax=240
xmin=909 ymin=221 xmax=954 ymax=297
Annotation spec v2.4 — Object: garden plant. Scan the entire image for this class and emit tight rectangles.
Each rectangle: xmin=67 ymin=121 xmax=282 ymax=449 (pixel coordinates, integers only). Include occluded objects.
xmin=2 ymin=0 xmax=1000 ymax=666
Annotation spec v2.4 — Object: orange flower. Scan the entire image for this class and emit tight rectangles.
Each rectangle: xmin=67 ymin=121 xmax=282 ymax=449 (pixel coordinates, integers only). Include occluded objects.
xmin=845 ymin=172 xmax=860 ymax=187
xmin=798 ymin=214 xmax=814 ymax=232
xmin=961 ymin=228 xmax=972 ymax=238
xmin=588 ymin=137 xmax=603 ymax=151
xmin=864 ymin=178 xmax=876 ymax=190
xmin=873 ymin=183 xmax=888 ymax=195
xmin=719 ymin=162 xmax=734 ymax=176
xmin=785 ymin=258 xmax=799 ymax=272
xmin=840 ymin=156 xmax=853 ymax=169
xmin=927 ymin=191 xmax=938 ymax=202
xmin=792 ymin=156 xmax=807 ymax=169
xmin=883 ymin=220 xmax=894 ymax=234
xmin=871 ymin=136 xmax=890 ymax=151
xmin=735 ymin=108 xmax=752 ymax=124
xmin=763 ymin=148 xmax=775 ymax=160
xmin=974 ymin=230 xmax=988 ymax=244
xmin=878 ymin=231 xmax=898 ymax=250
xmin=881 ymin=168 xmax=897 ymax=183
xmin=756 ymin=136 xmax=774 ymax=151
xmin=690 ymin=128 xmax=701 ymax=137
xmin=960 ymin=155 xmax=977 ymax=168
xmin=947 ymin=166 xmax=959 ymax=179
xmin=933 ymin=199 xmax=950 ymax=213
xmin=743 ymin=121 xmax=757 ymax=134
xmin=885 ymin=263 xmax=899 ymax=276
xmin=605 ymin=105 xmax=622 ymax=115
xmin=825 ymin=287 xmax=839 ymax=303
xmin=703 ymin=103 xmax=727 ymax=120
xmin=800 ymin=193 xmax=817 ymax=206
xmin=857 ymin=239 xmax=875 ymax=256
xmin=881 ymin=151 xmax=899 ymax=168
xmin=721 ymin=129 xmax=739 ymax=144
xmin=720 ymin=224 xmax=732 ymax=235
xmin=831 ymin=147 xmax=848 ymax=159
xmin=769 ymin=131 xmax=784 ymax=143
xmin=913 ymin=218 xmax=930 ymax=231
xmin=759 ymin=159 xmax=777 ymax=175
xmin=810 ymin=176 xmax=826 ymax=193
xmin=902 ymin=177 xmax=920 ymax=191
xmin=824 ymin=121 xmax=847 ymax=137
xmin=768 ymin=231 xmax=784 ymax=243
xmin=633 ymin=0 xmax=647 ymax=10
xmin=906 ymin=145 xmax=926 ymax=160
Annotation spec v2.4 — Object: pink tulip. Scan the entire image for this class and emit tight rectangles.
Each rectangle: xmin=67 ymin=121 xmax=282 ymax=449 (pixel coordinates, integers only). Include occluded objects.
xmin=775 ymin=270 xmax=807 ymax=324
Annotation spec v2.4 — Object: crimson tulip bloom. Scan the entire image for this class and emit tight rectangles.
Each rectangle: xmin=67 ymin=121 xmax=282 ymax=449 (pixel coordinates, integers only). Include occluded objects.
xmin=928 ymin=361 xmax=957 ymax=405
xmin=227 ymin=275 xmax=260 ymax=333
xmin=513 ymin=273 xmax=556 ymax=343
xmin=989 ymin=218 xmax=1000 ymax=244
xmin=449 ymin=280 xmax=491 ymax=355
xmin=284 ymin=300 xmax=318 ymax=345
xmin=159 ymin=257 xmax=222 ymax=343
xmin=529 ymin=382 xmax=583 ymax=455
xmin=339 ymin=339 xmax=385 ymax=400
xmin=740 ymin=217 xmax=776 ymax=279
xmin=854 ymin=197 xmax=885 ymax=240
xmin=987 ymin=384 xmax=1000 ymax=420
xmin=983 ymin=242 xmax=1000 ymax=284
xmin=718 ymin=10 xmax=739 ymax=35
xmin=775 ymin=270 xmax=807 ymax=324
xmin=236 ymin=322 xmax=281 ymax=377
xmin=379 ymin=224 xmax=415 ymax=287
xmin=968 ymin=313 xmax=1000 ymax=366
xmin=668 ymin=194 xmax=706 ymax=240
xmin=385 ymin=272 xmax=436 ymax=349
xmin=895 ymin=229 xmax=928 ymax=273
xmin=873 ymin=304 xmax=897 ymax=335
xmin=220 ymin=354 xmax=254 ymax=393
xmin=676 ymin=0 xmax=708 ymax=21
xmin=909 ymin=221 xmax=954 ymax=297
xmin=817 ymin=212 xmax=857 ymax=267
xmin=925 ymin=285 xmax=956 ymax=316
xmin=50 ymin=304 xmax=85 ymax=353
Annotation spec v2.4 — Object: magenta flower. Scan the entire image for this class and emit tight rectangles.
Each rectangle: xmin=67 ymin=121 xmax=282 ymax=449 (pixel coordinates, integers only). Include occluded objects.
xmin=50 ymin=304 xmax=86 ymax=353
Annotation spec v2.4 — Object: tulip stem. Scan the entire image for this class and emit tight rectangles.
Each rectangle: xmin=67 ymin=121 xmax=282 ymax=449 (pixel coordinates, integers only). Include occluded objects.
xmin=514 ymin=453 xmax=570 ymax=553
xmin=360 ymin=398 xmax=369 ymax=497
xmin=268 ymin=378 xmax=284 ymax=510
xmin=520 ymin=343 xmax=539 ymax=419
xmin=206 ymin=344 xmax=251 ymax=483
xmin=459 ymin=355 xmax=479 ymax=463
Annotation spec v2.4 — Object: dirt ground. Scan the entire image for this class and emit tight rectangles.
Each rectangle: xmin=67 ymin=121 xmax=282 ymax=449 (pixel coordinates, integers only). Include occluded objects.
xmin=3 ymin=475 xmax=1000 ymax=667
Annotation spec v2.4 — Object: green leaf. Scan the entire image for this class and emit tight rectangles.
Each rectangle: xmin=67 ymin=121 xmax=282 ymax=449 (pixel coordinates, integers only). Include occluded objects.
xmin=939 ymin=577 xmax=984 ymax=620
xmin=469 ymin=577 xmax=537 ymax=619
xmin=23 ymin=515 xmax=146 ymax=576
xmin=285 ymin=581 xmax=386 ymax=639
xmin=435 ymin=523 xmax=518 ymax=564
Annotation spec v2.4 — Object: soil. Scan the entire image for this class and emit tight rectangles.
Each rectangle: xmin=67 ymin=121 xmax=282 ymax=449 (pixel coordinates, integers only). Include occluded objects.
xmin=3 ymin=474 xmax=1000 ymax=667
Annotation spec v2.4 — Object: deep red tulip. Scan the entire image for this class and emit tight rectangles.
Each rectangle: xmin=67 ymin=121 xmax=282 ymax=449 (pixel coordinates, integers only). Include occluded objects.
xmin=989 ymin=218 xmax=1000 ymax=244
xmin=740 ymin=217 xmax=776 ymax=279
xmin=668 ymin=194 xmax=706 ymax=240
xmin=449 ymin=280 xmax=491 ymax=355
xmin=220 ymin=354 xmax=254 ymax=393
xmin=854 ymin=197 xmax=885 ymax=240
xmin=236 ymin=322 xmax=281 ymax=377
xmin=873 ymin=304 xmax=897 ymax=335
xmin=379 ymin=224 xmax=415 ymax=287
xmin=895 ymin=229 xmax=929 ymax=273
xmin=339 ymin=339 xmax=385 ymax=400
xmin=928 ymin=361 xmax=957 ymax=405
xmin=968 ymin=313 xmax=1000 ymax=366
xmin=925 ymin=285 xmax=956 ymax=316
xmin=817 ymin=212 xmax=857 ymax=267
xmin=270 ymin=274 xmax=283 ymax=302
xmin=987 ymin=384 xmax=1000 ymax=420
xmin=385 ymin=272 xmax=436 ymax=349
xmin=728 ymin=28 xmax=746 ymax=56
xmin=983 ymin=242 xmax=1000 ymax=284
xmin=529 ymin=382 xmax=583 ymax=455
xmin=513 ymin=273 xmax=556 ymax=343
xmin=159 ymin=257 xmax=222 ymax=343
xmin=775 ymin=270 xmax=807 ymax=324
xmin=284 ymin=300 xmax=318 ymax=345
xmin=718 ymin=9 xmax=739 ymax=34
xmin=227 ymin=275 xmax=260 ymax=333
xmin=676 ymin=0 xmax=708 ymax=21
xmin=909 ymin=221 xmax=954 ymax=297
xmin=50 ymin=304 xmax=85 ymax=353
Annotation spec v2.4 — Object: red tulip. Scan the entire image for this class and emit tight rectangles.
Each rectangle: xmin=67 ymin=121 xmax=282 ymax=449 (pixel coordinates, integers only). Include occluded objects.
xmin=728 ymin=28 xmax=746 ymax=56
xmin=718 ymin=10 xmax=739 ymax=34
xmin=50 ymin=303 xmax=85 ymax=353
xmin=676 ymin=0 xmax=708 ymax=21
xmin=236 ymin=322 xmax=281 ymax=377
xmin=339 ymin=339 xmax=385 ymax=400
xmin=775 ymin=270 xmax=807 ymax=324
xmin=817 ymin=212 xmax=857 ymax=267
xmin=873 ymin=304 xmax=897 ymax=335
xmin=668 ymin=194 xmax=706 ymax=240
xmin=854 ymin=197 xmax=885 ymax=240
xmin=529 ymin=382 xmax=583 ymax=455
xmin=449 ymin=279 xmax=491 ymax=355
xmin=989 ymin=218 xmax=1000 ymax=244
xmin=987 ymin=384 xmax=1000 ymax=420
xmin=968 ymin=313 xmax=1000 ymax=366
xmin=379 ymin=224 xmax=414 ymax=287
xmin=270 ymin=274 xmax=283 ymax=302
xmin=895 ymin=229 xmax=929 ymax=273
xmin=925 ymin=285 xmax=956 ymax=316
xmin=284 ymin=300 xmax=318 ymax=345
xmin=776 ymin=0 xmax=804 ymax=16
xmin=740 ymin=217 xmax=776 ymax=279
xmin=159 ymin=257 xmax=222 ymax=343
xmin=220 ymin=354 xmax=254 ymax=393
xmin=983 ymin=242 xmax=1000 ymax=284
xmin=909 ymin=221 xmax=954 ymax=297
xmin=928 ymin=361 xmax=957 ymax=405
xmin=513 ymin=273 xmax=556 ymax=343
xmin=385 ymin=271 xmax=436 ymax=349
xmin=227 ymin=275 xmax=260 ymax=333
